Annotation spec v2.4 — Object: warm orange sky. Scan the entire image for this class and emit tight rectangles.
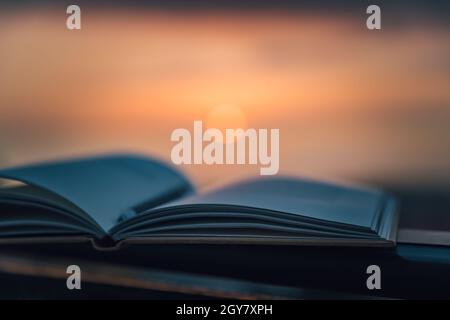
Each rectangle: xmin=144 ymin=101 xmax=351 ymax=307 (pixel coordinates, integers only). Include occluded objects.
xmin=0 ymin=8 xmax=449 ymax=189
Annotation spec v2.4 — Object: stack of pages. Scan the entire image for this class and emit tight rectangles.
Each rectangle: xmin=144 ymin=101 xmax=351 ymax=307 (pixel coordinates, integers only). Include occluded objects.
xmin=0 ymin=155 xmax=398 ymax=249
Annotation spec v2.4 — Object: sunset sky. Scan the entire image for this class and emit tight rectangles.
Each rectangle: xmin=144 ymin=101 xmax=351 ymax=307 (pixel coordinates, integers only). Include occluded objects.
xmin=0 ymin=2 xmax=449 ymax=190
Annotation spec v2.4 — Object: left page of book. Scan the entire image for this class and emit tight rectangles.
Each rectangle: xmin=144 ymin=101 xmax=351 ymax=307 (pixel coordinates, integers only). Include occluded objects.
xmin=0 ymin=154 xmax=194 ymax=233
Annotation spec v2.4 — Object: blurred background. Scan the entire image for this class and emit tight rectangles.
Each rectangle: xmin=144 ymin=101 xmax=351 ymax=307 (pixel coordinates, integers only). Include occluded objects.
xmin=0 ymin=0 xmax=449 ymax=191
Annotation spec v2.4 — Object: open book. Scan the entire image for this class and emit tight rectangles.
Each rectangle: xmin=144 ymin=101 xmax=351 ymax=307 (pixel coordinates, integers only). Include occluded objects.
xmin=0 ymin=155 xmax=398 ymax=249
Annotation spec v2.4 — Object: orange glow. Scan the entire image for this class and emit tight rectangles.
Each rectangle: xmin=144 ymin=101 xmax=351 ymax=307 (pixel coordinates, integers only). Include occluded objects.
xmin=206 ymin=104 xmax=247 ymax=129
xmin=0 ymin=9 xmax=449 ymax=188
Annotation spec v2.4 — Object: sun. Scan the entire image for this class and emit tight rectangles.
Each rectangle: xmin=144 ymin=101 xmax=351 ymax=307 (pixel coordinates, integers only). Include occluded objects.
xmin=205 ymin=104 xmax=248 ymax=132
